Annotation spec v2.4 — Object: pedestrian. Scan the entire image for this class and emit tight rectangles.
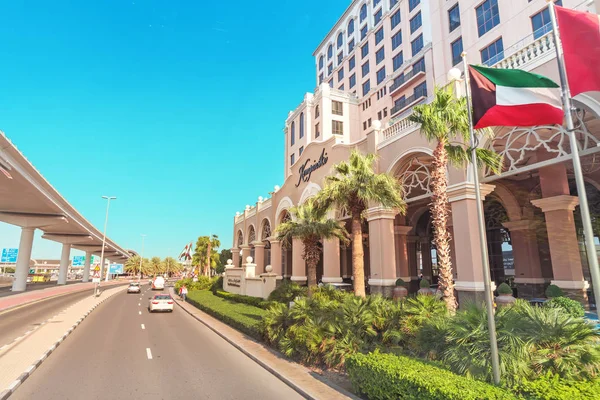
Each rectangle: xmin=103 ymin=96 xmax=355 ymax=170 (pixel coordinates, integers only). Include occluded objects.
xmin=178 ymin=285 xmax=183 ymax=299
xmin=181 ymin=284 xmax=188 ymax=302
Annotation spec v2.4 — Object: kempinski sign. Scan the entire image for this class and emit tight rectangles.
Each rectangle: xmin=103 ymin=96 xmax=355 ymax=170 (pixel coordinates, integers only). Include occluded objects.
xmin=295 ymin=148 xmax=329 ymax=187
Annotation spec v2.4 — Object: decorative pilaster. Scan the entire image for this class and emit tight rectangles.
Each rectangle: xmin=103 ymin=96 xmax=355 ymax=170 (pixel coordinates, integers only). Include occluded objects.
xmin=366 ymin=207 xmax=398 ymax=296
xmin=252 ymin=241 xmax=266 ymax=275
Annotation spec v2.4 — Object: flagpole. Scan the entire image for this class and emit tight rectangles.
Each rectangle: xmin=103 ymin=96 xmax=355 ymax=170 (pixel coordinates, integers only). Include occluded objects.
xmin=461 ymin=52 xmax=501 ymax=385
xmin=548 ymin=0 xmax=600 ymax=309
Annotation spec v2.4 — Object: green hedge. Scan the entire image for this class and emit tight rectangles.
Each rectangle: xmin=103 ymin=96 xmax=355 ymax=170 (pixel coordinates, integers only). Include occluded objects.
xmin=514 ymin=373 xmax=600 ymax=400
xmin=213 ymin=290 xmax=275 ymax=309
xmin=346 ymin=352 xmax=516 ymax=400
xmin=185 ymin=290 xmax=266 ymax=339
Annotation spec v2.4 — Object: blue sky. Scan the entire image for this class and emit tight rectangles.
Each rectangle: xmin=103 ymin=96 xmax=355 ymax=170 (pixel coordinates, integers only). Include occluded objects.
xmin=0 ymin=0 xmax=348 ymax=260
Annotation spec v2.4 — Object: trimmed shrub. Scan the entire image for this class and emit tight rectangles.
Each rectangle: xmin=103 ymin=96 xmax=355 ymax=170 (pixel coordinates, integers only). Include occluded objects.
xmin=346 ymin=351 xmax=516 ymax=400
xmin=497 ymin=282 xmax=513 ymax=295
xmin=546 ymin=296 xmax=585 ymax=318
xmin=186 ymin=290 xmax=265 ymax=339
xmin=545 ymin=284 xmax=564 ymax=299
xmin=419 ymin=279 xmax=430 ymax=289
xmin=395 ymin=278 xmax=407 ymax=287
xmin=513 ymin=373 xmax=600 ymax=400
xmin=267 ymin=280 xmax=307 ymax=304
xmin=174 ymin=276 xmax=215 ymax=292
xmin=210 ymin=276 xmax=223 ymax=294
xmin=213 ymin=290 xmax=275 ymax=309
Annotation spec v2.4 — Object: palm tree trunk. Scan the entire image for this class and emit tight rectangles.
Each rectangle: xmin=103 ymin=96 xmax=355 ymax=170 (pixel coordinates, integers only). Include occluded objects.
xmin=303 ymin=240 xmax=320 ymax=297
xmin=351 ymin=213 xmax=366 ymax=298
xmin=431 ymin=141 xmax=457 ymax=313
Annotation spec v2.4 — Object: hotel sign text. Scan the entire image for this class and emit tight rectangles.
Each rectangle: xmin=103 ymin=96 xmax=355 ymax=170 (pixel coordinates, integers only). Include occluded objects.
xmin=295 ymin=149 xmax=329 ymax=187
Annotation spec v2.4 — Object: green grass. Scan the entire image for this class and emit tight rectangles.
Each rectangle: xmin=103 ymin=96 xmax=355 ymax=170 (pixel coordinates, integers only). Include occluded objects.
xmin=186 ymin=290 xmax=266 ymax=339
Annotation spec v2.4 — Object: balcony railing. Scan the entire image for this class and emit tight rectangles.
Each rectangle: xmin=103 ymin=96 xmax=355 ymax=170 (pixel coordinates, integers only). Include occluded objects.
xmin=379 ymin=115 xmax=419 ymax=146
xmin=391 ymin=87 xmax=427 ymax=116
xmin=389 ymin=62 xmax=426 ymax=95
xmin=492 ymin=32 xmax=555 ymax=70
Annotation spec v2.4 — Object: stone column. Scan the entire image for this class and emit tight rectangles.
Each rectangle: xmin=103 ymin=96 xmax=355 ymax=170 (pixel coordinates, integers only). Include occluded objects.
xmin=407 ymin=236 xmax=419 ymax=293
xmin=322 ymin=238 xmax=342 ymax=283
xmin=448 ymin=182 xmax=496 ymax=305
xmin=532 ymin=163 xmax=588 ymax=299
xmin=366 ymin=207 xmax=398 ymax=297
xmin=502 ymin=220 xmax=546 ymax=298
xmin=58 ymin=243 xmax=71 ymax=285
xmin=239 ymin=245 xmax=250 ymax=266
xmin=341 ymin=245 xmax=350 ymax=279
xmin=291 ymin=238 xmax=306 ymax=283
xmin=395 ymin=226 xmax=412 ymax=282
xmin=269 ymin=240 xmax=283 ymax=279
xmin=420 ymin=239 xmax=433 ymax=281
xmin=12 ymin=227 xmax=35 ymax=292
xmin=252 ymin=242 xmax=266 ymax=275
xmin=82 ymin=251 xmax=92 ymax=282
xmin=531 ymin=196 xmax=587 ymax=297
xmin=231 ymin=248 xmax=240 ymax=268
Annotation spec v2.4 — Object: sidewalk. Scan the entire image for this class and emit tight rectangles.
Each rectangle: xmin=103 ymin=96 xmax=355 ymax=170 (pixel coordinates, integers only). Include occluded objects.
xmin=0 ymin=285 xmax=125 ymax=399
xmin=0 ymin=280 xmax=125 ymax=313
xmin=170 ymin=289 xmax=359 ymax=400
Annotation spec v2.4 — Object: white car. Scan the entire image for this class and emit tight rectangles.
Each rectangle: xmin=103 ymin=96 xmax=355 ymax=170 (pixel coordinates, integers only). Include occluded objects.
xmin=148 ymin=294 xmax=174 ymax=312
xmin=127 ymin=283 xmax=141 ymax=294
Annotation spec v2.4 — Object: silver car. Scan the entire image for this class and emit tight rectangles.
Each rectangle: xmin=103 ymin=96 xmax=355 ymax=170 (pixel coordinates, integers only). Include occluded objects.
xmin=127 ymin=282 xmax=141 ymax=294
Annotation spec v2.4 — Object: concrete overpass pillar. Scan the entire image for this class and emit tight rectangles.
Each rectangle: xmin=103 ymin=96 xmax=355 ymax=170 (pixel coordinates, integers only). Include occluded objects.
xmin=12 ymin=227 xmax=35 ymax=292
xmin=82 ymin=251 xmax=92 ymax=282
xmin=58 ymin=243 xmax=71 ymax=285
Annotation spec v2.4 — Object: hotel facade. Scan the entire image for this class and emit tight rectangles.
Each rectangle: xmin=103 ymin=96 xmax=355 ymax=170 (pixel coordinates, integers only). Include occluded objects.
xmin=232 ymin=0 xmax=600 ymax=302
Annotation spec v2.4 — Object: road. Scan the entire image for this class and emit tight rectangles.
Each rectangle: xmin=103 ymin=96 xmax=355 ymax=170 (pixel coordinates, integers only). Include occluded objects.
xmin=0 ymin=280 xmax=79 ymax=298
xmin=0 ymin=288 xmax=95 ymax=349
xmin=11 ymin=286 xmax=305 ymax=400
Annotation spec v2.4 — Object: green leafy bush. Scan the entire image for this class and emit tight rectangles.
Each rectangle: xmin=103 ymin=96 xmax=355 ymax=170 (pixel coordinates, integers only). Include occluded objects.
xmin=395 ymin=278 xmax=406 ymax=287
xmin=267 ymin=280 xmax=307 ymax=304
xmin=420 ymin=278 xmax=430 ymax=289
xmin=210 ymin=276 xmax=223 ymax=294
xmin=513 ymin=373 xmax=600 ymax=400
xmin=174 ymin=276 xmax=216 ymax=292
xmin=545 ymin=284 xmax=564 ymax=298
xmin=213 ymin=290 xmax=275 ymax=309
xmin=346 ymin=351 xmax=516 ymax=400
xmin=497 ymin=282 xmax=513 ymax=295
xmin=546 ymin=296 xmax=585 ymax=318
xmin=186 ymin=290 xmax=266 ymax=339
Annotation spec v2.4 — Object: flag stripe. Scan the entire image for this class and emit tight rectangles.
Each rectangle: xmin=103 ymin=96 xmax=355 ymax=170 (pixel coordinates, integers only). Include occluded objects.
xmin=474 ymin=103 xmax=564 ymax=129
xmin=495 ymin=85 xmax=562 ymax=109
xmin=471 ymin=64 xmax=558 ymax=88
xmin=469 ymin=66 xmax=497 ymax=128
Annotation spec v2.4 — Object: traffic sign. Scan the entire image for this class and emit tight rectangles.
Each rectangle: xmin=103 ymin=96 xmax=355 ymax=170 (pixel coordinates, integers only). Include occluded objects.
xmin=1 ymin=248 xmax=18 ymax=263
xmin=92 ymin=278 xmax=101 ymax=283
xmin=92 ymin=266 xmax=101 ymax=279
xmin=109 ymin=263 xmax=123 ymax=274
xmin=72 ymin=256 xmax=85 ymax=266
xmin=29 ymin=269 xmax=35 ymax=274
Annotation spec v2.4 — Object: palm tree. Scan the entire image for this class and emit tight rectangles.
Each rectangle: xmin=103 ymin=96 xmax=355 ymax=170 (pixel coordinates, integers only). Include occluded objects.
xmin=163 ymin=257 xmax=181 ymax=277
xmin=150 ymin=256 xmax=164 ymax=276
xmin=407 ymin=86 xmax=500 ymax=312
xmin=316 ymin=150 xmax=405 ymax=298
xmin=124 ymin=255 xmax=141 ymax=276
xmin=276 ymin=199 xmax=349 ymax=296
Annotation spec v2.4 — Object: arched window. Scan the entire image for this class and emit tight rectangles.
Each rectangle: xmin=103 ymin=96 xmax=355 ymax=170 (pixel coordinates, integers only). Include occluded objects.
xmin=337 ymin=32 xmax=343 ymax=49
xmin=315 ymin=105 xmax=320 ymax=118
xmin=318 ymin=55 xmax=324 ymax=70
xmin=299 ymin=112 xmax=305 ymax=138
xmin=290 ymin=121 xmax=295 ymax=145
xmin=348 ymin=19 xmax=355 ymax=36
xmin=327 ymin=44 xmax=333 ymax=60
xmin=360 ymin=4 xmax=367 ymax=22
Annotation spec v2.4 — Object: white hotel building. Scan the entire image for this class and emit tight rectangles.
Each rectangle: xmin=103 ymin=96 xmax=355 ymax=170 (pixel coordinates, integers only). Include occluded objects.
xmin=232 ymin=0 xmax=600 ymax=302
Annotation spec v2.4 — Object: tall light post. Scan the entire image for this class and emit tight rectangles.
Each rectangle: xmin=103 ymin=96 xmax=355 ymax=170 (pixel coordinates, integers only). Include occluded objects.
xmin=139 ymin=234 xmax=146 ymax=281
xmin=100 ymin=196 xmax=116 ymax=284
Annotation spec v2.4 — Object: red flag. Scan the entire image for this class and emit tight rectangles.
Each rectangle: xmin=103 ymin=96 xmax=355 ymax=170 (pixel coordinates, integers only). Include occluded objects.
xmin=555 ymin=6 xmax=600 ymax=96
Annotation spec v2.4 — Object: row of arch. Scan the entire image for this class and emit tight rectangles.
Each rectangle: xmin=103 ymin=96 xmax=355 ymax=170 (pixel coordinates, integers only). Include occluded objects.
xmin=318 ymin=0 xmax=398 ymax=70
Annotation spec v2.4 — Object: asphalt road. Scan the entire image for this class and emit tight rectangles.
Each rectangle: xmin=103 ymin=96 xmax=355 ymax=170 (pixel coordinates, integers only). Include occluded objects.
xmin=11 ymin=286 xmax=304 ymax=400
xmin=0 ymin=280 xmax=79 ymax=298
xmin=0 ymin=288 xmax=95 ymax=348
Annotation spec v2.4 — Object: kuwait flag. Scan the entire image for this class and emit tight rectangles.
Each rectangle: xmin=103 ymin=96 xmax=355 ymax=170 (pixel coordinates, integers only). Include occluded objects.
xmin=469 ymin=65 xmax=563 ymax=129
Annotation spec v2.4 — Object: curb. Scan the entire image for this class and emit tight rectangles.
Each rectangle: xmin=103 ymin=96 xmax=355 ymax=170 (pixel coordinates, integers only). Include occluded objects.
xmin=0 ymin=288 xmax=123 ymax=400
xmin=171 ymin=289 xmax=357 ymax=400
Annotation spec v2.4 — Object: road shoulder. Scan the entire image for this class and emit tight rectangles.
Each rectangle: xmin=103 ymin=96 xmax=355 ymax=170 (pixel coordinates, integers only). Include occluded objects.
xmin=170 ymin=288 xmax=359 ymax=400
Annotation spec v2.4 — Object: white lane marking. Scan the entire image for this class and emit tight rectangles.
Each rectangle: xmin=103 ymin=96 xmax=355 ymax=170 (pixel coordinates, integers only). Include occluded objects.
xmin=141 ymin=324 xmax=145 ymax=330
xmin=138 ymin=303 xmax=141 ymax=306
xmin=146 ymin=348 xmax=153 ymax=360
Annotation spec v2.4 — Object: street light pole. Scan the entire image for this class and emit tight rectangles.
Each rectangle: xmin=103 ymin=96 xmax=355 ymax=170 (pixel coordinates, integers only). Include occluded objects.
xmin=100 ymin=196 xmax=116 ymax=285
xmin=139 ymin=234 xmax=146 ymax=282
